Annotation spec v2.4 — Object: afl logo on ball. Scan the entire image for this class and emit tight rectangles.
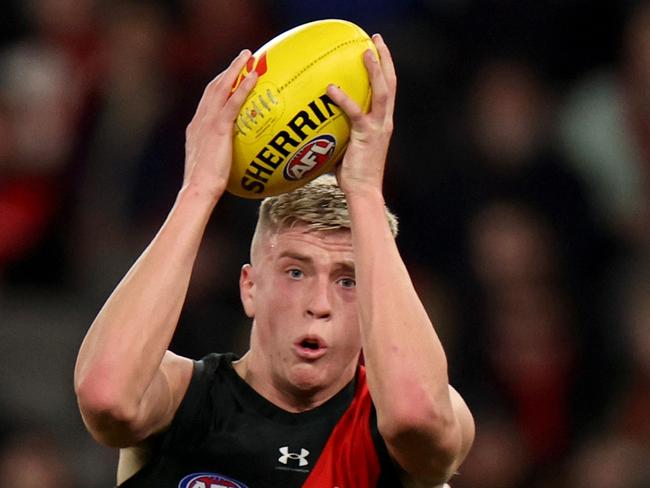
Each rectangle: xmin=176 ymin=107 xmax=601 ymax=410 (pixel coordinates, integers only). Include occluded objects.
xmin=283 ymin=134 xmax=336 ymax=181
xmin=178 ymin=472 xmax=248 ymax=488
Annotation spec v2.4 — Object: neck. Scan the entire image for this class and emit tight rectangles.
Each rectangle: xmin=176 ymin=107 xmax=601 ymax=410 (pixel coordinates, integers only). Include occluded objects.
xmin=232 ymin=351 xmax=356 ymax=413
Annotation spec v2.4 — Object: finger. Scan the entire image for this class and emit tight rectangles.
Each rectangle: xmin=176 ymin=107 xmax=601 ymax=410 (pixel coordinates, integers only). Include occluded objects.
xmin=221 ymin=70 xmax=259 ymax=125
xmin=190 ymin=73 xmax=221 ymax=127
xmin=372 ymin=34 xmax=396 ymax=89
xmin=326 ymin=84 xmax=364 ymax=124
xmin=212 ymin=49 xmax=254 ymax=106
xmin=364 ymin=48 xmax=390 ymax=121
xmin=371 ymin=34 xmax=397 ymax=119
xmin=192 ymin=49 xmax=252 ymax=123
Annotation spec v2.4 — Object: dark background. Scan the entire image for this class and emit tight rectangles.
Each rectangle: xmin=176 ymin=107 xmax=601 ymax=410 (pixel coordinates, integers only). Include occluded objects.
xmin=1 ymin=1 xmax=649 ymax=486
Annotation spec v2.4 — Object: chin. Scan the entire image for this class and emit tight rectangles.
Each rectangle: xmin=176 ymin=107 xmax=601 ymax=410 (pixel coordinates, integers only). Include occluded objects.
xmin=289 ymin=363 xmax=328 ymax=392
xmin=287 ymin=358 xmax=357 ymax=399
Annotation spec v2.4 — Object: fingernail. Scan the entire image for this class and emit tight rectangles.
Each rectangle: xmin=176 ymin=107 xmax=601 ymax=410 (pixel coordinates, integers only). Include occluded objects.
xmin=239 ymin=49 xmax=250 ymax=57
xmin=372 ymin=33 xmax=382 ymax=40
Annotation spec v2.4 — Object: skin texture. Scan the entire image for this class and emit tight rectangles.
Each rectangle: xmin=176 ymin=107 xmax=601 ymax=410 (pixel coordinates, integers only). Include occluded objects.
xmin=75 ymin=35 xmax=475 ymax=487
xmin=236 ymin=226 xmax=361 ymax=412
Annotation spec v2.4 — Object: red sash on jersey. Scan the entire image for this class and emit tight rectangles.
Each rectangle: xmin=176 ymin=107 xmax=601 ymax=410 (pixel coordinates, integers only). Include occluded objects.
xmin=302 ymin=367 xmax=381 ymax=488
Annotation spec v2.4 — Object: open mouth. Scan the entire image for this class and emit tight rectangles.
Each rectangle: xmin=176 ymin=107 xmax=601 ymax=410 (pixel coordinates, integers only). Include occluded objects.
xmin=294 ymin=336 xmax=327 ymax=359
xmin=300 ymin=338 xmax=321 ymax=350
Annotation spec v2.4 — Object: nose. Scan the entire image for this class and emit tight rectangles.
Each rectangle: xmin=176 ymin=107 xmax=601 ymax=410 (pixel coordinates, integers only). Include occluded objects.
xmin=306 ymin=277 xmax=332 ymax=320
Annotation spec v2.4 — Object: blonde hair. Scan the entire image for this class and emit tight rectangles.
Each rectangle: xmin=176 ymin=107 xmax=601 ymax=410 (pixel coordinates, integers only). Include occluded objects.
xmin=256 ymin=174 xmax=398 ymax=237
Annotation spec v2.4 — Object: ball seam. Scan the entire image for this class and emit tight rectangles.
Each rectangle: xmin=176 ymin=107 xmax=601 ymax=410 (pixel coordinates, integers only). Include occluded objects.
xmin=278 ymin=37 xmax=370 ymax=93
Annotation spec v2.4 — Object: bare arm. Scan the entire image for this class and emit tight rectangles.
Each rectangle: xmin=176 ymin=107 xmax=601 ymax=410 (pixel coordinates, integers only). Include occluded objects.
xmin=74 ymin=50 xmax=259 ymax=448
xmin=327 ymin=35 xmax=474 ymax=484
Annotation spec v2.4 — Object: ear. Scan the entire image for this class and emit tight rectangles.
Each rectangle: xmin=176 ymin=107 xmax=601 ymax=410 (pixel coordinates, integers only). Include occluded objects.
xmin=239 ymin=264 xmax=255 ymax=318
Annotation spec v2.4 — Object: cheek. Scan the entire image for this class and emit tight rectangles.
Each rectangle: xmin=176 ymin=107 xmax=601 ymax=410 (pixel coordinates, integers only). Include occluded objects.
xmin=335 ymin=295 xmax=361 ymax=344
xmin=255 ymin=278 xmax=301 ymax=323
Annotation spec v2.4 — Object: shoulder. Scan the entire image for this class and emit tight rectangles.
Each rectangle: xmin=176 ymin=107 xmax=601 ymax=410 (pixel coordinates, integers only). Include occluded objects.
xmin=117 ymin=443 xmax=153 ymax=486
xmin=195 ymin=351 xmax=238 ymax=372
xmin=116 ymin=353 xmax=241 ymax=484
xmin=180 ymin=352 xmax=240 ymax=392
xmin=173 ymin=351 xmax=239 ymax=412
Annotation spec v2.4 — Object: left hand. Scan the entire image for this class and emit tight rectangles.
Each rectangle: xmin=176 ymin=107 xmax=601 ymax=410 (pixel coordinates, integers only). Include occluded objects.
xmin=326 ymin=34 xmax=396 ymax=198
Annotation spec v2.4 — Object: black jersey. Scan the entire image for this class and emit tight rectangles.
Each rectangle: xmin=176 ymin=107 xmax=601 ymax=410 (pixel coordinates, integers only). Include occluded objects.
xmin=119 ymin=353 xmax=402 ymax=487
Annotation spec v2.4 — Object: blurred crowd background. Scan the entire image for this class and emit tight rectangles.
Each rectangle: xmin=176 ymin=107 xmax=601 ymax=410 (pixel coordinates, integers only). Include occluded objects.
xmin=1 ymin=0 xmax=649 ymax=486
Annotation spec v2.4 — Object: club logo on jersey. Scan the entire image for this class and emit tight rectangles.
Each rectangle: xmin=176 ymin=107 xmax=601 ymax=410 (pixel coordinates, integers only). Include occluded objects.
xmin=283 ymin=134 xmax=336 ymax=181
xmin=178 ymin=472 xmax=248 ymax=488
xmin=278 ymin=446 xmax=310 ymax=467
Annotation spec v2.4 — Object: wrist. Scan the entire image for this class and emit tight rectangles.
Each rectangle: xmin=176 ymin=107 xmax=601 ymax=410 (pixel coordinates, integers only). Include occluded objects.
xmin=177 ymin=181 xmax=224 ymax=211
xmin=345 ymin=185 xmax=399 ymax=241
xmin=179 ymin=178 xmax=226 ymax=203
xmin=344 ymin=185 xmax=385 ymax=207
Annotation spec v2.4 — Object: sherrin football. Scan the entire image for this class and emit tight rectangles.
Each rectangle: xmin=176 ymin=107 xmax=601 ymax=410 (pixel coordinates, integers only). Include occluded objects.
xmin=227 ymin=19 xmax=377 ymax=198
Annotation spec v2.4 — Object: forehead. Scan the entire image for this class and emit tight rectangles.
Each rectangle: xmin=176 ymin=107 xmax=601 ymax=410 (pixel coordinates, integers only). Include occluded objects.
xmin=258 ymin=224 xmax=354 ymax=262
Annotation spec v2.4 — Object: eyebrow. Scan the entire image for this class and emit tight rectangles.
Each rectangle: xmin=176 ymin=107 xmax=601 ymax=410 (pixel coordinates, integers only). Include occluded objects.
xmin=278 ymin=251 xmax=312 ymax=263
xmin=278 ymin=251 xmax=355 ymax=274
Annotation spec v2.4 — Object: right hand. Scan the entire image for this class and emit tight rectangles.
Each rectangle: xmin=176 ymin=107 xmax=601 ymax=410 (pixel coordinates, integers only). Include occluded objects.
xmin=182 ymin=49 xmax=258 ymax=200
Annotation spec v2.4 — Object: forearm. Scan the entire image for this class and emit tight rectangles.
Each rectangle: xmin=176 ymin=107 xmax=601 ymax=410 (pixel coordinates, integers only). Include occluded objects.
xmin=331 ymin=32 xmax=472 ymax=481
xmin=74 ymin=184 xmax=218 ymax=412
xmin=347 ymin=190 xmax=457 ymax=447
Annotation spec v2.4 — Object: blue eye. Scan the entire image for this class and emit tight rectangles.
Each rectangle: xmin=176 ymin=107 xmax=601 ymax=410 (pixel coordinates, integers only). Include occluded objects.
xmin=338 ymin=277 xmax=356 ymax=289
xmin=288 ymin=268 xmax=303 ymax=279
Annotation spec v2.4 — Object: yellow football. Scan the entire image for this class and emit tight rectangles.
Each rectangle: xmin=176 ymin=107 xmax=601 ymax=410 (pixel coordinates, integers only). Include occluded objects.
xmin=227 ymin=19 xmax=376 ymax=199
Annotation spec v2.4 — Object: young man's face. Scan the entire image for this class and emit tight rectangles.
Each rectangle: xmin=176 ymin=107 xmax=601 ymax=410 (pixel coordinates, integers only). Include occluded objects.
xmin=240 ymin=224 xmax=361 ymax=402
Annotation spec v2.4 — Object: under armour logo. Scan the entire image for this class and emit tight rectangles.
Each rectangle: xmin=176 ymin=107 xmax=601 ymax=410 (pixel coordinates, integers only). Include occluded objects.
xmin=278 ymin=446 xmax=310 ymax=467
